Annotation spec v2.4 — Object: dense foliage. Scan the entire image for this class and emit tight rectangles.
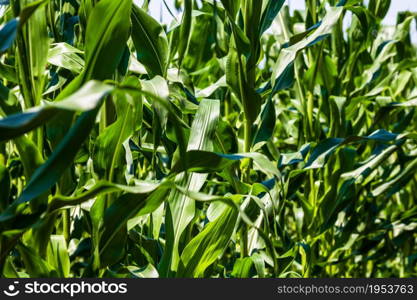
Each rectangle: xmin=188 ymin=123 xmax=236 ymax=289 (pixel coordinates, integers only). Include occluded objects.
xmin=0 ymin=0 xmax=417 ymax=278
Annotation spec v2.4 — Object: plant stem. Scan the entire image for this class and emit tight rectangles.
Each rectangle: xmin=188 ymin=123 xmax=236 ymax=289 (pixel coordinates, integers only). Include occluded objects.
xmin=278 ymin=11 xmax=309 ymax=142
xmin=62 ymin=209 xmax=70 ymax=243
xmin=239 ymin=226 xmax=248 ymax=258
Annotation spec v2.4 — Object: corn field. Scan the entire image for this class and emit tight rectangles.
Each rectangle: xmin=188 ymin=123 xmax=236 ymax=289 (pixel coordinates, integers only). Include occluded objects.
xmin=0 ymin=0 xmax=417 ymax=278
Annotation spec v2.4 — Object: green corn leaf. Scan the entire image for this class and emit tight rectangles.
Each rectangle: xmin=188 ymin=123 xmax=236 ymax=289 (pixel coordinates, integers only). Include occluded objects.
xmin=1 ymin=0 xmax=417 ymax=279
xmin=372 ymin=158 xmax=417 ymax=197
xmin=0 ymin=19 xmax=18 ymax=53
xmin=46 ymin=235 xmax=70 ymax=278
xmin=48 ymin=43 xmax=84 ymax=74
xmin=319 ymin=145 xmax=400 ymax=232
xmin=259 ymin=0 xmax=285 ymax=35
xmin=83 ymin=0 xmax=132 ymax=81
xmin=0 ymin=81 xmax=113 ymax=141
xmin=177 ymin=0 xmax=193 ymax=68
xmin=0 ymin=83 xmax=112 ymax=220
xmin=17 ymin=110 xmax=100 ymax=205
xmin=231 ymin=257 xmax=254 ymax=278
xmin=0 ymin=62 xmax=18 ymax=84
xmin=172 ymin=150 xmax=280 ymax=178
xmin=47 ymin=180 xmax=167 ymax=213
xmin=177 ymin=205 xmax=238 ymax=277
xmin=98 ymin=181 xmax=173 ymax=267
xmin=17 ymin=243 xmax=55 ymax=277
xmin=19 ymin=0 xmax=49 ymax=25
xmin=272 ymin=6 xmax=344 ymax=92
xmin=220 ymin=0 xmax=240 ymax=21
xmin=0 ymin=164 xmax=11 ymax=212
xmin=13 ymin=135 xmax=44 ymax=179
xmin=162 ymin=99 xmax=220 ymax=274
xmin=93 ymin=85 xmax=141 ymax=179
xmin=304 ymin=130 xmax=402 ymax=169
xmin=253 ymin=96 xmax=276 ymax=145
xmin=14 ymin=0 xmax=50 ymax=109
xmin=131 ymin=4 xmax=169 ymax=76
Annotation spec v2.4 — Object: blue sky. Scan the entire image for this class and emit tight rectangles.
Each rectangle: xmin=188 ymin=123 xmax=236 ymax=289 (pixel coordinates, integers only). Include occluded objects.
xmin=148 ymin=0 xmax=417 ymax=43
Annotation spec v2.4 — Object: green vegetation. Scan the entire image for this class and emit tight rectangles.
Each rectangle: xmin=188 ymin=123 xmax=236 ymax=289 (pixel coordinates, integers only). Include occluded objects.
xmin=0 ymin=0 xmax=417 ymax=278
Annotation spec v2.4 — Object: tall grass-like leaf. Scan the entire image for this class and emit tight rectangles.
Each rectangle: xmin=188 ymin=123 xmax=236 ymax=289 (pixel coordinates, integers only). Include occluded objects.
xmin=0 ymin=81 xmax=113 ymax=141
xmin=0 ymin=82 xmax=112 ymax=220
xmin=2 ymin=0 xmax=417 ymax=279
xmin=172 ymin=150 xmax=280 ymax=178
xmin=372 ymin=158 xmax=417 ymax=197
xmin=18 ymin=110 xmax=99 ymax=204
xmin=161 ymin=99 xmax=220 ymax=274
xmin=47 ymin=0 xmax=132 ymax=150
xmin=0 ymin=164 xmax=11 ymax=211
xmin=97 ymin=181 xmax=173 ymax=267
xmin=177 ymin=205 xmax=238 ymax=277
xmin=0 ymin=19 xmax=18 ymax=52
xmin=47 ymin=43 xmax=84 ymax=74
xmin=259 ymin=0 xmax=285 ymax=35
xmin=16 ymin=243 xmax=54 ymax=277
xmin=220 ymin=0 xmax=240 ymax=20
xmin=271 ymin=6 xmax=344 ymax=92
xmin=304 ymin=130 xmax=400 ymax=169
xmin=177 ymin=0 xmax=192 ymax=68
xmin=47 ymin=180 xmax=168 ymax=212
xmin=0 ymin=62 xmax=18 ymax=84
xmin=131 ymin=4 xmax=169 ymax=76
xmin=46 ymin=235 xmax=70 ymax=277
xmin=141 ymin=75 xmax=169 ymax=168
xmin=93 ymin=84 xmax=141 ymax=180
xmin=83 ymin=0 xmax=132 ymax=81
xmin=16 ymin=0 xmax=49 ymax=107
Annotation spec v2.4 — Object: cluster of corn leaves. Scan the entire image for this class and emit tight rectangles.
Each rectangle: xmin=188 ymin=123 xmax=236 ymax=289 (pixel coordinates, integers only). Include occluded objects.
xmin=0 ymin=0 xmax=417 ymax=278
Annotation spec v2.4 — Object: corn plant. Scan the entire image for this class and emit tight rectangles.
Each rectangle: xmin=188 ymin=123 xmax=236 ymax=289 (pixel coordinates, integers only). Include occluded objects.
xmin=0 ymin=0 xmax=417 ymax=278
